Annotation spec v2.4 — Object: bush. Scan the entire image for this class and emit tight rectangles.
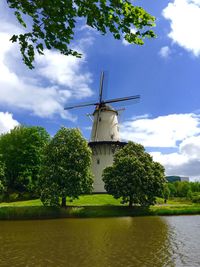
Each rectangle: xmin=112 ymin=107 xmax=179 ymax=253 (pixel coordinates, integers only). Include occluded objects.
xmin=186 ymin=189 xmax=193 ymax=200
xmin=191 ymin=192 xmax=200 ymax=203
xmin=192 ymin=195 xmax=200 ymax=203
xmin=8 ymin=192 xmax=19 ymax=202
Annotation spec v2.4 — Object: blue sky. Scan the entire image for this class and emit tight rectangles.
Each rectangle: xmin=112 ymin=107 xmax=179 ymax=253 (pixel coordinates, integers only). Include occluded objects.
xmin=1 ymin=0 xmax=200 ymax=180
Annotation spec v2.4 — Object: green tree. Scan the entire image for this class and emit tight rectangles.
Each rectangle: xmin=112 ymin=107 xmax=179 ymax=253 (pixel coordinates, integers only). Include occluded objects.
xmin=190 ymin=182 xmax=200 ymax=193
xmin=176 ymin=181 xmax=191 ymax=198
xmin=0 ymin=157 xmax=6 ymax=201
xmin=39 ymin=127 xmax=93 ymax=207
xmin=0 ymin=126 xmax=50 ymax=195
xmin=163 ymin=183 xmax=170 ymax=204
xmin=102 ymin=142 xmax=166 ymax=207
xmin=7 ymin=0 xmax=156 ymax=68
xmin=167 ymin=182 xmax=177 ymax=197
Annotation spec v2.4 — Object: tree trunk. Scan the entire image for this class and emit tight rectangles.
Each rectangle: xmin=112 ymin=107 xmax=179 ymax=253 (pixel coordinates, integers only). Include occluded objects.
xmin=61 ymin=197 xmax=66 ymax=207
xmin=129 ymin=196 xmax=133 ymax=207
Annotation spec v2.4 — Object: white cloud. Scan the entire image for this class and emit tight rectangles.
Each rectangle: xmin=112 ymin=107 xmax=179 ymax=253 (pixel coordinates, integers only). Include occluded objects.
xmin=151 ymin=151 xmax=188 ymax=171
xmin=151 ymin=136 xmax=200 ymax=179
xmin=163 ymin=0 xmax=200 ymax=56
xmin=159 ymin=46 xmax=171 ymax=58
xmin=84 ymin=126 xmax=92 ymax=131
xmin=180 ymin=136 xmax=200 ymax=158
xmin=36 ymin=50 xmax=92 ymax=99
xmin=120 ymin=113 xmax=200 ymax=147
xmin=0 ymin=112 xmax=19 ymax=134
xmin=121 ymin=113 xmax=200 ymax=180
xmin=0 ymin=3 xmax=94 ymax=120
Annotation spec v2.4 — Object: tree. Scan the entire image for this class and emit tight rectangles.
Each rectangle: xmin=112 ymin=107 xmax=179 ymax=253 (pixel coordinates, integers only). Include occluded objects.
xmin=176 ymin=181 xmax=191 ymax=198
xmin=163 ymin=183 xmax=170 ymax=204
xmin=190 ymin=181 xmax=200 ymax=193
xmin=7 ymin=0 xmax=156 ymax=68
xmin=39 ymin=127 xmax=93 ymax=207
xmin=102 ymin=142 xmax=166 ymax=207
xmin=0 ymin=157 xmax=6 ymax=201
xmin=167 ymin=182 xmax=177 ymax=197
xmin=0 ymin=126 xmax=50 ymax=195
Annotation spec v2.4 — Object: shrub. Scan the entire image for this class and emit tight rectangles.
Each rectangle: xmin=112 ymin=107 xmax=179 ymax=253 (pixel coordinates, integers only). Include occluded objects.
xmin=8 ymin=192 xmax=19 ymax=202
xmin=191 ymin=192 xmax=200 ymax=203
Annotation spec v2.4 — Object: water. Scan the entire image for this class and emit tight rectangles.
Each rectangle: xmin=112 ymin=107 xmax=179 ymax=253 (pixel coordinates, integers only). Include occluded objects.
xmin=0 ymin=216 xmax=200 ymax=267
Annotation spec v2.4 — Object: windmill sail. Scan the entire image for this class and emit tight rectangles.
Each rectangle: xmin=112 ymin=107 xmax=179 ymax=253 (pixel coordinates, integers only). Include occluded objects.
xmin=104 ymin=95 xmax=140 ymax=105
xmin=64 ymin=102 xmax=98 ymax=110
xmin=94 ymin=71 xmax=105 ymax=141
xmin=99 ymin=71 xmax=104 ymax=103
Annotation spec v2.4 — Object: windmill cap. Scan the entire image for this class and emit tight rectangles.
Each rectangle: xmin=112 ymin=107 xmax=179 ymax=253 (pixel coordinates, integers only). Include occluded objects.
xmin=93 ymin=103 xmax=118 ymax=114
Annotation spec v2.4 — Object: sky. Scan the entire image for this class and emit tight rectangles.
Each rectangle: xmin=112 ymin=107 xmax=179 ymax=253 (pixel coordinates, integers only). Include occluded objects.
xmin=1 ymin=0 xmax=200 ymax=180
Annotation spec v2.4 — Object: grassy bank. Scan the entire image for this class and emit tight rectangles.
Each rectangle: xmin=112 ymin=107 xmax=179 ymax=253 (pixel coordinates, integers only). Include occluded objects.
xmin=0 ymin=195 xmax=200 ymax=220
xmin=0 ymin=194 xmax=122 ymax=207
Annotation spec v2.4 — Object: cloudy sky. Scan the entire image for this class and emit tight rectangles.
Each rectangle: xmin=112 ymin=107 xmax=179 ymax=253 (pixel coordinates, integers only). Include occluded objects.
xmin=1 ymin=0 xmax=200 ymax=180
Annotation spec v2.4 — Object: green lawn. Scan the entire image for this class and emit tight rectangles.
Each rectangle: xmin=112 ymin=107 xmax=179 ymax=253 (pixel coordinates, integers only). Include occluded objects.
xmin=0 ymin=195 xmax=194 ymax=208
xmin=0 ymin=199 xmax=42 ymax=207
xmin=0 ymin=195 xmax=195 ymax=208
xmin=0 ymin=194 xmax=123 ymax=207
xmin=68 ymin=194 xmax=123 ymax=206
xmin=0 ymin=195 xmax=200 ymax=220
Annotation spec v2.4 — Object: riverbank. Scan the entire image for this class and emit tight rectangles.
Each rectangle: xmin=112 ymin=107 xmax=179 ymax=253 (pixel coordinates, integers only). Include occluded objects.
xmin=0 ymin=195 xmax=200 ymax=219
xmin=1 ymin=205 xmax=200 ymax=220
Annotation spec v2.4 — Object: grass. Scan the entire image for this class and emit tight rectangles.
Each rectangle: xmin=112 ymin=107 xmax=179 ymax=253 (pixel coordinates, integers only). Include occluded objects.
xmin=0 ymin=195 xmax=200 ymax=220
xmin=0 ymin=199 xmax=42 ymax=207
xmin=68 ymin=194 xmax=123 ymax=206
xmin=0 ymin=194 xmax=122 ymax=208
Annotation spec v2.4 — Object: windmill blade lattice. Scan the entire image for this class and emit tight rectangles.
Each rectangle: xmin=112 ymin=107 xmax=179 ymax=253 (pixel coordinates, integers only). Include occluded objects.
xmin=104 ymin=95 xmax=140 ymax=105
xmin=94 ymin=71 xmax=105 ymax=141
xmin=99 ymin=71 xmax=104 ymax=103
xmin=64 ymin=101 xmax=98 ymax=110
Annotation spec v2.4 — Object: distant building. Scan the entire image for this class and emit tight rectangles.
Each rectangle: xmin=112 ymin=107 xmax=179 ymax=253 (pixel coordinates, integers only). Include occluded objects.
xmin=166 ymin=176 xmax=189 ymax=182
xmin=179 ymin=176 xmax=190 ymax=182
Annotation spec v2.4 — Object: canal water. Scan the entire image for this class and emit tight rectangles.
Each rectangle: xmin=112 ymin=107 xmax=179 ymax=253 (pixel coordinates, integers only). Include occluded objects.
xmin=0 ymin=216 xmax=200 ymax=267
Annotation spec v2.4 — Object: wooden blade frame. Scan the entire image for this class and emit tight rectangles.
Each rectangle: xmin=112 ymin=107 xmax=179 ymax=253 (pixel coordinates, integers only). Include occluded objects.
xmin=94 ymin=72 xmax=105 ymax=141
xmin=64 ymin=102 xmax=98 ymax=110
xmin=104 ymin=95 xmax=140 ymax=105
xmin=99 ymin=71 xmax=104 ymax=104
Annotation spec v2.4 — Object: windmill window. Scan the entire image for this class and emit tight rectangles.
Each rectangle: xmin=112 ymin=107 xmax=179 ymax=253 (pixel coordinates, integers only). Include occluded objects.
xmin=99 ymin=117 xmax=101 ymax=122
xmin=97 ymin=159 xmax=100 ymax=164
xmin=111 ymin=134 xmax=114 ymax=140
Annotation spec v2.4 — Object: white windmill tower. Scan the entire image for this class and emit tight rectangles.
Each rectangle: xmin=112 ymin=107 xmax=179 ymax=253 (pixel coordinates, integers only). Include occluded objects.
xmin=64 ymin=72 xmax=140 ymax=193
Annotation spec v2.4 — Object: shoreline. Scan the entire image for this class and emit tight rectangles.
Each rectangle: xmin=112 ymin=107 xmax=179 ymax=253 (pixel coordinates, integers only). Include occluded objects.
xmin=1 ymin=204 xmax=200 ymax=220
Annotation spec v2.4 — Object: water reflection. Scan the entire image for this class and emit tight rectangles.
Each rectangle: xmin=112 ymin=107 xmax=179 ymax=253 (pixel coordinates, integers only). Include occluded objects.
xmin=0 ymin=216 xmax=200 ymax=267
xmin=165 ymin=216 xmax=200 ymax=267
xmin=83 ymin=217 xmax=174 ymax=267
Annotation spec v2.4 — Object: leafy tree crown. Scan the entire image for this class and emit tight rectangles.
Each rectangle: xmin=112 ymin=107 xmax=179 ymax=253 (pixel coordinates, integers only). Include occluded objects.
xmin=40 ymin=127 xmax=93 ymax=206
xmin=7 ymin=0 xmax=156 ymax=68
xmin=103 ymin=141 xmax=166 ymax=207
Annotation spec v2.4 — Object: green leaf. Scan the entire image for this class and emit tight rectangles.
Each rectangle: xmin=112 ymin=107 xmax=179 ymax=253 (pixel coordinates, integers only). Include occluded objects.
xmin=10 ymin=35 xmax=18 ymax=42
xmin=7 ymin=0 xmax=156 ymax=68
xmin=14 ymin=11 xmax=27 ymax=28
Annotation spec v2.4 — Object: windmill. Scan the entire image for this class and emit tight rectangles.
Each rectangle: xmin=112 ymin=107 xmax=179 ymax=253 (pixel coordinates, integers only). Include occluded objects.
xmin=65 ymin=72 xmax=140 ymax=193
